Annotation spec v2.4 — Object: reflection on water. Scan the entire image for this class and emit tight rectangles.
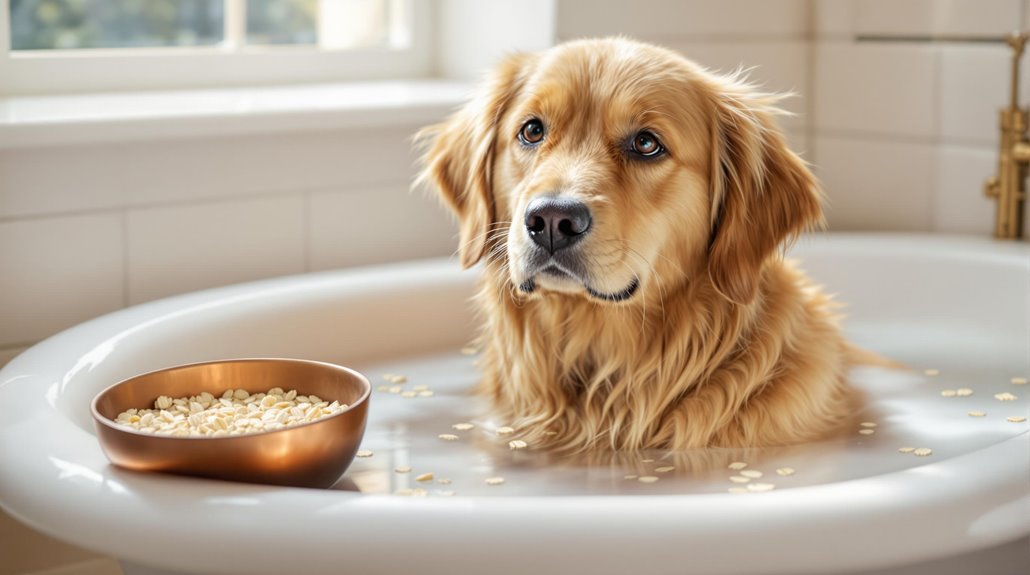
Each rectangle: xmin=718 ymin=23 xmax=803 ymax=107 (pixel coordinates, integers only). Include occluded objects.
xmin=333 ymin=352 xmax=1027 ymax=497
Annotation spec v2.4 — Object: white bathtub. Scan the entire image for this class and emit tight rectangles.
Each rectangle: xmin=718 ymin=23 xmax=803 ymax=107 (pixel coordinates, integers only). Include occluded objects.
xmin=0 ymin=233 xmax=1027 ymax=575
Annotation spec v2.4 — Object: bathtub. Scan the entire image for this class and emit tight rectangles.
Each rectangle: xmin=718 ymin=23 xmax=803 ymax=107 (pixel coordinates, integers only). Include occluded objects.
xmin=0 ymin=233 xmax=1027 ymax=575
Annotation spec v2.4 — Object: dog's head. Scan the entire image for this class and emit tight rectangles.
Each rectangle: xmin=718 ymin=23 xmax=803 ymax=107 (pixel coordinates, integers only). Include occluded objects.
xmin=419 ymin=38 xmax=822 ymax=305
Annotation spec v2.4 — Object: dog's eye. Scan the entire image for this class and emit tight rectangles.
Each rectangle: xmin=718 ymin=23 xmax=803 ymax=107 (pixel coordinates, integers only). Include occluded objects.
xmin=519 ymin=119 xmax=546 ymax=146
xmin=630 ymin=131 xmax=664 ymax=158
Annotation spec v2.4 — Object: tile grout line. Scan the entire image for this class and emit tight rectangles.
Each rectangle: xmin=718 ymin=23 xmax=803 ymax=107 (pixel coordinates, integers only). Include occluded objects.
xmin=928 ymin=44 xmax=943 ymax=232
xmin=120 ymin=209 xmax=130 ymax=309
xmin=0 ymin=177 xmax=412 ymax=225
xmin=302 ymin=190 xmax=312 ymax=273
xmin=803 ymin=0 xmax=817 ymax=165
xmin=557 ymin=33 xmax=812 ymax=45
xmin=813 ymin=128 xmax=997 ymax=149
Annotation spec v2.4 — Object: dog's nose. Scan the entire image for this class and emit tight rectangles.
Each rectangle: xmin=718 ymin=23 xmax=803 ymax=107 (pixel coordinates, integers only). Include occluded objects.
xmin=524 ymin=197 xmax=592 ymax=254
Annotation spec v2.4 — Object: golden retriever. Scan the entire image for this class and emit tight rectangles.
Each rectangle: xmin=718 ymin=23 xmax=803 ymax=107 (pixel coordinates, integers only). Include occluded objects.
xmin=418 ymin=37 xmax=859 ymax=452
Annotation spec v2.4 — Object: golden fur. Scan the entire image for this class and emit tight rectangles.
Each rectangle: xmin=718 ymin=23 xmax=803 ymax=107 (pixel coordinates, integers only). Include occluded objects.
xmin=417 ymin=38 xmax=859 ymax=452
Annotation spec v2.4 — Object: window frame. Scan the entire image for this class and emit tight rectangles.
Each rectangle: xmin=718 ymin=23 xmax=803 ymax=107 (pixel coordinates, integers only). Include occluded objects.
xmin=0 ymin=0 xmax=432 ymax=96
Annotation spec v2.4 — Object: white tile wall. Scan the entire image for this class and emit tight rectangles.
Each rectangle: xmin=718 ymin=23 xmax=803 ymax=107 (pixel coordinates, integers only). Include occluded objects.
xmin=308 ymin=185 xmax=457 ymax=271
xmin=814 ymin=136 xmax=935 ymax=231
xmin=814 ymin=42 xmax=938 ymax=137
xmin=670 ymin=41 xmax=810 ymax=123
xmin=815 ymin=0 xmax=856 ymax=39
xmin=0 ymin=127 xmax=419 ymax=219
xmin=933 ymin=146 xmax=999 ymax=234
xmin=854 ymin=0 xmax=1022 ymax=37
xmin=126 ymin=195 xmax=306 ymax=304
xmin=785 ymin=128 xmax=810 ymax=158
xmin=556 ymin=0 xmax=808 ymax=40
xmin=0 ymin=213 xmax=123 ymax=346
xmin=940 ymin=43 xmax=1030 ymax=146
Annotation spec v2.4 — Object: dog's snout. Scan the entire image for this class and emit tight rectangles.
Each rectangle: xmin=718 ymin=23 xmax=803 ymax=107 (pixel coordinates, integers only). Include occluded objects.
xmin=524 ymin=197 xmax=592 ymax=254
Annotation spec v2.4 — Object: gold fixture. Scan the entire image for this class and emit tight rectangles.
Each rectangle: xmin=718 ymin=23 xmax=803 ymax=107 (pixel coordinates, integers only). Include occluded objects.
xmin=984 ymin=32 xmax=1030 ymax=240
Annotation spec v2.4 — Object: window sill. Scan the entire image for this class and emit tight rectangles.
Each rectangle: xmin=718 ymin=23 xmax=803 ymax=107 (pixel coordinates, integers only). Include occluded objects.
xmin=0 ymin=80 xmax=473 ymax=149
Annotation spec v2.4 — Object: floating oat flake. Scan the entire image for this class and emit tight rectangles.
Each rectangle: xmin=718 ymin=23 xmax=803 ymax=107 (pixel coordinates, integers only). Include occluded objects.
xmin=1011 ymin=377 xmax=1027 ymax=385
xmin=438 ymin=434 xmax=459 ymax=441
xmin=637 ymin=476 xmax=659 ymax=484
xmin=775 ymin=467 xmax=795 ymax=477
xmin=746 ymin=483 xmax=775 ymax=492
xmin=355 ymin=449 xmax=373 ymax=458
xmin=995 ymin=392 xmax=1018 ymax=402
xmin=1006 ymin=416 xmax=1027 ymax=423
xmin=495 ymin=426 xmax=515 ymax=436
xmin=485 ymin=477 xmax=505 ymax=486
xmin=452 ymin=422 xmax=475 ymax=431
xmin=508 ymin=439 xmax=528 ymax=450
xmin=415 ymin=472 xmax=434 ymax=482
xmin=728 ymin=461 xmax=748 ymax=470
xmin=968 ymin=411 xmax=987 ymax=417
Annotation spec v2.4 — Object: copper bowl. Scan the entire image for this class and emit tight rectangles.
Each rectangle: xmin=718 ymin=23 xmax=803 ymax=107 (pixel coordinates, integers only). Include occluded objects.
xmin=91 ymin=358 xmax=370 ymax=489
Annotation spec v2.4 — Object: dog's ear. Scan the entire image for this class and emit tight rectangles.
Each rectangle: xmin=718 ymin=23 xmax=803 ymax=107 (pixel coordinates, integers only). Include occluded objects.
xmin=706 ymin=80 xmax=824 ymax=305
xmin=416 ymin=54 xmax=530 ymax=268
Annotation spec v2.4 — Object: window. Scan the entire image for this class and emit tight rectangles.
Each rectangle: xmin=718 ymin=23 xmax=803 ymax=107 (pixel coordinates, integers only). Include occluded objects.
xmin=0 ymin=0 xmax=431 ymax=96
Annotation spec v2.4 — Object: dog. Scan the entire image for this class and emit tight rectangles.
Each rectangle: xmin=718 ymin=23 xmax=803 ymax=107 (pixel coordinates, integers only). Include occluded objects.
xmin=418 ymin=37 xmax=860 ymax=451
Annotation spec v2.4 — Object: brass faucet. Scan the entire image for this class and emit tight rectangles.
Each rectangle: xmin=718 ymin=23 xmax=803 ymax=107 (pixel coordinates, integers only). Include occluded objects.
xmin=984 ymin=32 xmax=1030 ymax=240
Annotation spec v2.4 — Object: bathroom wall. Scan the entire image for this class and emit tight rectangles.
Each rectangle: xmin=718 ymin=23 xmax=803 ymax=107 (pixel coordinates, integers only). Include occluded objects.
xmin=813 ymin=0 xmax=1030 ymax=234
xmin=0 ymin=126 xmax=459 ymax=372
